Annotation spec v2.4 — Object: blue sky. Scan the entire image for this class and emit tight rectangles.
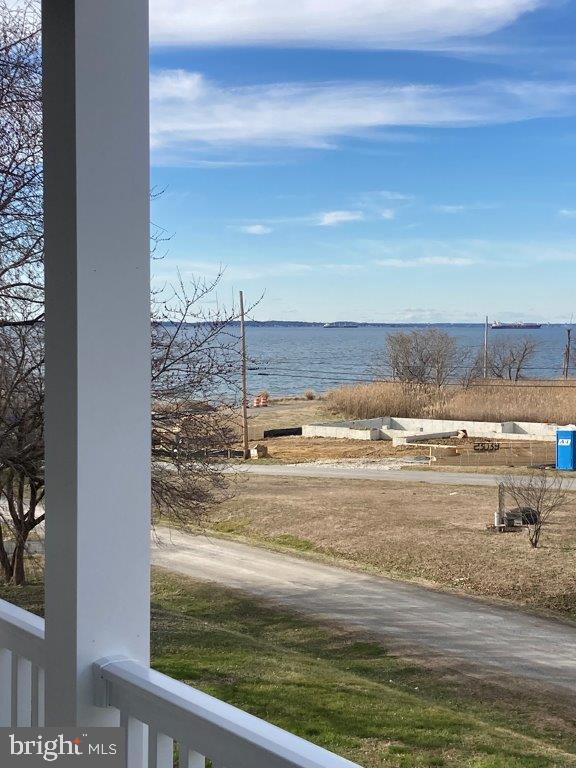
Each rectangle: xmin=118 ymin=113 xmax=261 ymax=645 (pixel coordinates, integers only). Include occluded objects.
xmin=149 ymin=0 xmax=576 ymax=323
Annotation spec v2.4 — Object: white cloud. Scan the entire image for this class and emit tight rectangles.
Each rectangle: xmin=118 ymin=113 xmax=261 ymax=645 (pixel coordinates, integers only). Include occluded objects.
xmin=433 ymin=203 xmax=497 ymax=213
xmin=434 ymin=204 xmax=468 ymax=213
xmin=376 ymin=256 xmax=476 ymax=267
xmin=317 ymin=210 xmax=365 ymax=226
xmin=559 ymin=209 xmax=576 ymax=218
xmin=239 ymin=224 xmax=273 ymax=235
xmin=380 ymin=209 xmax=397 ymax=220
xmin=150 ymin=71 xmax=576 ymax=162
xmin=369 ymin=191 xmax=414 ymax=201
xmin=150 ymin=0 xmax=545 ymax=48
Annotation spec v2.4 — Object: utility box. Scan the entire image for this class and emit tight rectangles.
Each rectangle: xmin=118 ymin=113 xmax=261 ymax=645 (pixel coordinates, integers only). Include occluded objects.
xmin=556 ymin=427 xmax=576 ymax=470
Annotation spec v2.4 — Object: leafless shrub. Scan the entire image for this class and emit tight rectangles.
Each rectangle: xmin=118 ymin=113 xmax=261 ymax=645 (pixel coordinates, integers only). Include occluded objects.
xmin=499 ymin=470 xmax=571 ymax=548
xmin=304 ymin=389 xmax=316 ymax=401
xmin=486 ymin=337 xmax=539 ymax=381
xmin=150 ymin=274 xmax=244 ymax=529
xmin=376 ymin=328 xmax=464 ymax=389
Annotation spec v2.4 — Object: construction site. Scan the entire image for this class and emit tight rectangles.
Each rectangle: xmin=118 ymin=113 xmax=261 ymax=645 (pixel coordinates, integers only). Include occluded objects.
xmin=245 ymin=401 xmax=561 ymax=470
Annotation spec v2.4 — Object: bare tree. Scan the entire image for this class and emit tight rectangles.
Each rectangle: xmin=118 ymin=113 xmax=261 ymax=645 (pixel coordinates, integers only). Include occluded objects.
xmin=0 ymin=322 xmax=44 ymax=584
xmin=0 ymin=4 xmax=244 ymax=581
xmin=487 ymin=338 xmax=538 ymax=381
xmin=150 ymin=274 xmax=243 ymax=529
xmin=0 ymin=2 xmax=43 ymax=327
xmin=499 ymin=469 xmax=571 ymax=548
xmin=0 ymin=3 xmax=44 ymax=584
xmin=379 ymin=328 xmax=463 ymax=388
xmin=0 ymin=271 xmax=242 ymax=584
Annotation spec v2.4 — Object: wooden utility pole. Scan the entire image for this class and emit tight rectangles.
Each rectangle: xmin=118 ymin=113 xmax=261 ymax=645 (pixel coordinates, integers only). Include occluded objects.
xmin=564 ymin=327 xmax=572 ymax=380
xmin=483 ymin=316 xmax=489 ymax=379
xmin=239 ymin=291 xmax=250 ymax=459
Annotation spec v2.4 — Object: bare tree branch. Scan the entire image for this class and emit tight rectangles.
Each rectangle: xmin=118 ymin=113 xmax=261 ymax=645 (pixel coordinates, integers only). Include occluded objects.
xmin=499 ymin=469 xmax=571 ymax=548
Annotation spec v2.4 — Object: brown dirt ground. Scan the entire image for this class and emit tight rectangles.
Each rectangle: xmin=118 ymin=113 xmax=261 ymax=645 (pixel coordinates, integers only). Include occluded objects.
xmin=257 ymin=434 xmax=556 ymax=468
xmin=245 ymin=398 xmax=331 ymax=440
xmin=260 ymin=435 xmax=431 ymax=462
xmin=208 ymin=475 xmax=576 ymax=617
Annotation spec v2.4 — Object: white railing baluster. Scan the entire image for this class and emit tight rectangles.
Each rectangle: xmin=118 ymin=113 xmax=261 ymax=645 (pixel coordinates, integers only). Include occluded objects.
xmin=0 ymin=649 xmax=11 ymax=726
xmin=31 ymin=664 xmax=40 ymax=727
xmin=10 ymin=652 xmax=18 ymax=727
xmin=147 ymin=726 xmax=157 ymax=768
xmin=122 ymin=711 xmax=147 ymax=768
xmin=16 ymin=657 xmax=32 ymax=726
xmin=158 ymin=734 xmax=173 ymax=768
xmin=148 ymin=728 xmax=173 ymax=768
xmin=37 ymin=667 xmax=45 ymax=727
xmin=180 ymin=745 xmax=205 ymax=768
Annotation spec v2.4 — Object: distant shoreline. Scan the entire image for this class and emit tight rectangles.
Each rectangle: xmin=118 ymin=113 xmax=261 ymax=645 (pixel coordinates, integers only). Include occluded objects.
xmin=160 ymin=320 xmax=561 ymax=329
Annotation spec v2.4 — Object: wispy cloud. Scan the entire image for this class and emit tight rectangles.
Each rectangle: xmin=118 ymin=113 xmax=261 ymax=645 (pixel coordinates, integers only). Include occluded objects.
xmin=434 ymin=204 xmax=468 ymax=214
xmin=356 ymin=190 xmax=413 ymax=220
xmin=238 ymin=224 xmax=273 ymax=235
xmin=186 ymin=159 xmax=282 ymax=169
xmin=367 ymin=190 xmax=414 ymax=202
xmin=150 ymin=71 xmax=576 ymax=163
xmin=174 ymin=260 xmax=314 ymax=282
xmin=433 ymin=203 xmax=497 ymax=213
xmin=357 ymin=238 xmax=576 ymax=267
xmin=559 ymin=208 xmax=576 ymax=218
xmin=317 ymin=210 xmax=365 ymax=226
xmin=150 ymin=0 xmax=546 ymax=48
xmin=375 ymin=256 xmax=476 ymax=267
xmin=167 ymin=259 xmax=365 ymax=282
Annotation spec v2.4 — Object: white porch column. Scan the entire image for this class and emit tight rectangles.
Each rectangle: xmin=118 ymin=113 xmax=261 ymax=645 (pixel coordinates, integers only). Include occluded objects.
xmin=42 ymin=0 xmax=151 ymax=725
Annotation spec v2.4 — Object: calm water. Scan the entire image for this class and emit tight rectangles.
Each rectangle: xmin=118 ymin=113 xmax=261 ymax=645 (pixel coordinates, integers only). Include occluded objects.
xmin=242 ymin=325 xmax=568 ymax=397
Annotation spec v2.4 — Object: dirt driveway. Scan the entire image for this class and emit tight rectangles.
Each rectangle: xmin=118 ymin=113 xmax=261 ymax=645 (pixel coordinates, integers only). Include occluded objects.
xmin=153 ymin=529 xmax=576 ymax=698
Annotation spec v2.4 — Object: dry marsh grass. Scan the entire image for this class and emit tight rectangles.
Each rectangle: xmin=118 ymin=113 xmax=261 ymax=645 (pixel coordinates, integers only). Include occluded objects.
xmin=326 ymin=380 xmax=576 ymax=425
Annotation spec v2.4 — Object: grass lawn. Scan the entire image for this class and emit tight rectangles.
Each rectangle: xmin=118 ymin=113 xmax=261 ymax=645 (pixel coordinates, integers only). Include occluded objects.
xmin=2 ymin=569 xmax=576 ymax=767
xmin=208 ymin=475 xmax=576 ymax=617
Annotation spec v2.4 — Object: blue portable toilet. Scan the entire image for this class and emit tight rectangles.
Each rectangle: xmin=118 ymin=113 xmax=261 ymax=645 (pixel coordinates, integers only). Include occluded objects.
xmin=556 ymin=427 xmax=576 ymax=470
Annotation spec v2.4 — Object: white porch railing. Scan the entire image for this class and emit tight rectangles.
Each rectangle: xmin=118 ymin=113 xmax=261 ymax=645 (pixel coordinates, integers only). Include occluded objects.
xmin=0 ymin=599 xmax=45 ymax=728
xmin=0 ymin=599 xmax=360 ymax=768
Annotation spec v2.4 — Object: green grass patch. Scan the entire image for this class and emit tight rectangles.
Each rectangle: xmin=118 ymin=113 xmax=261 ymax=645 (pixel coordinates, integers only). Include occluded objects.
xmin=205 ymin=519 xmax=322 ymax=555
xmin=267 ymin=533 xmax=317 ymax=551
xmin=1 ymin=571 xmax=575 ymax=767
xmin=211 ymin=516 xmax=252 ymax=534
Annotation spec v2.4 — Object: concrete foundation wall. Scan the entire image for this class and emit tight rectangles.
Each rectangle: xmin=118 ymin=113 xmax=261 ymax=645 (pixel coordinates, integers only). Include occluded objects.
xmin=303 ymin=416 xmax=560 ymax=442
xmin=301 ymin=424 xmax=379 ymax=440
